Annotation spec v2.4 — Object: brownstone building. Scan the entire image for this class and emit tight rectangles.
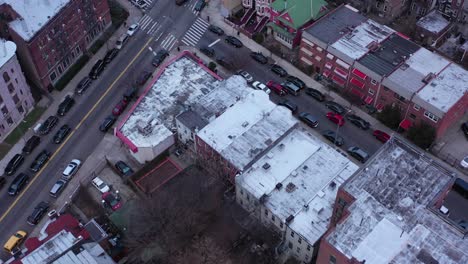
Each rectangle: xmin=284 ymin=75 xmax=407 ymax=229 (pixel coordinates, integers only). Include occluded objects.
xmin=0 ymin=0 xmax=111 ymax=92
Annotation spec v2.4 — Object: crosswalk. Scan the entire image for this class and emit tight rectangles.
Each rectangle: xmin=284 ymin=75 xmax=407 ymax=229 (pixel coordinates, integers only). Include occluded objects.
xmin=138 ymin=15 xmax=161 ymax=36
xmin=185 ymin=0 xmax=201 ymax=15
xmin=181 ymin=18 xmax=209 ymax=47
xmin=160 ymin=34 xmax=178 ymax=51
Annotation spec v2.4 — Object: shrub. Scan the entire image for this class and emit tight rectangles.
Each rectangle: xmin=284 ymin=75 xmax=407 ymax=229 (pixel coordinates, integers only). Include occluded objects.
xmin=407 ymin=122 xmax=436 ymax=149
xmin=208 ymin=62 xmax=217 ymax=71
xmin=54 ymin=55 xmax=90 ymax=91
xmin=377 ymin=105 xmax=402 ymax=130
xmin=253 ymin=33 xmax=264 ymax=44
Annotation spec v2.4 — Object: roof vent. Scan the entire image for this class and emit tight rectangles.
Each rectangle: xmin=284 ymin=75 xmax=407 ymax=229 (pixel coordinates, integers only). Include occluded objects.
xmin=262 ymin=163 xmax=271 ymax=170
xmin=422 ymin=73 xmax=436 ymax=84
xmin=329 ymin=181 xmax=337 ymax=189
xmin=303 ymin=204 xmax=309 ymax=211
xmin=291 ymin=171 xmax=298 ymax=177
xmin=228 ymin=135 xmax=234 ymax=139
xmin=276 ymin=183 xmax=283 ymax=190
xmin=260 ymin=194 xmax=268 ymax=203
xmin=279 ymin=143 xmax=285 ymax=149
xmin=286 ymin=183 xmax=296 ymax=193
xmin=286 ymin=215 xmax=294 ymax=223
xmin=266 ymin=152 xmax=274 ymax=159
xmin=303 ymin=165 xmax=308 ymax=170
xmin=242 ymin=121 xmax=249 ymax=127
xmin=400 ymin=63 xmax=409 ymax=70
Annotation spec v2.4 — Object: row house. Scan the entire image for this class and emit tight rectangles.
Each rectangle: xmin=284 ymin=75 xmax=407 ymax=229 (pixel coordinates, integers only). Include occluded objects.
xmin=0 ymin=0 xmax=111 ymax=92
xmin=300 ymin=4 xmax=468 ymax=138
xmin=347 ymin=0 xmax=409 ymax=23
xmin=0 ymin=39 xmax=34 ymax=141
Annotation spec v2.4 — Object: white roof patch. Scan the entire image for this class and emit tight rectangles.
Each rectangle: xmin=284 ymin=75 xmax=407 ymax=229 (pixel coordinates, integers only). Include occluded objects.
xmin=0 ymin=39 xmax=16 ymax=67
xmin=416 ymin=10 xmax=450 ymax=34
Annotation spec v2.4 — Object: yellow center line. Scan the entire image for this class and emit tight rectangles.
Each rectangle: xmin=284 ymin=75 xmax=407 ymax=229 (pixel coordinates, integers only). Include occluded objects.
xmin=0 ymin=37 xmax=153 ymax=224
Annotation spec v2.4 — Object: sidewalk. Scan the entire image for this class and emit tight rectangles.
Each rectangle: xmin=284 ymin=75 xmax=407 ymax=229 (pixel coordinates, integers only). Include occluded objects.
xmin=0 ymin=0 xmax=142 ymax=174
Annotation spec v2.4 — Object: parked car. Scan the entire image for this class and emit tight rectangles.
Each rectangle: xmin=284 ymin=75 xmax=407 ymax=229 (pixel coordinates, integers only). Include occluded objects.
xmin=8 ymin=173 xmax=30 ymax=196
xmin=266 ymin=81 xmax=287 ymax=96
xmin=305 ymin=88 xmax=325 ymax=102
xmin=326 ymin=112 xmax=345 ymax=127
xmin=22 ymin=136 xmax=40 ymax=154
xmin=208 ymin=25 xmax=224 ymax=35
xmin=61 ymin=159 xmax=81 ymax=181
xmin=92 ymin=177 xmax=110 ymax=193
xmin=102 ymin=192 xmax=122 ymax=211
xmin=75 ymin=77 xmax=92 ymax=95
xmin=127 ymin=23 xmax=139 ymax=36
xmin=27 ymin=201 xmax=49 ymax=225
xmin=123 ymin=87 xmax=138 ymax=101
xmin=53 ymin=125 xmax=71 ymax=144
xmin=30 ymin=150 xmax=51 ymax=173
xmin=57 ymin=95 xmax=75 ymax=116
xmin=3 ymin=230 xmax=27 ymax=253
xmin=286 ymin=75 xmax=306 ymax=89
xmin=104 ymin=48 xmax=119 ymax=65
xmin=0 ymin=176 xmax=6 ymax=190
xmin=237 ymin=70 xmax=253 ymax=83
xmin=281 ymin=81 xmax=300 ymax=96
xmin=39 ymin=116 xmax=59 ymax=135
xmin=115 ymin=161 xmax=134 ymax=177
xmin=200 ymin=47 xmax=215 ymax=57
xmin=278 ymin=100 xmax=298 ymax=113
xmin=4 ymin=154 xmax=25 ymax=176
xmin=347 ymin=146 xmax=369 ymax=163
xmin=112 ymin=100 xmax=129 ymax=116
xmin=346 ymin=114 xmax=370 ymax=130
xmin=216 ymin=57 xmax=234 ymax=69
xmin=225 ymin=36 xmax=243 ymax=48
xmin=152 ymin=49 xmax=169 ymax=67
xmin=252 ymin=81 xmax=271 ymax=94
xmin=322 ymin=130 xmax=344 ymax=146
xmin=115 ymin=33 xmax=129 ymax=50
xmin=299 ymin=112 xmax=319 ymax=128
xmin=373 ymin=130 xmax=390 ymax=143
xmin=99 ymin=115 xmax=116 ymax=132
xmin=271 ymin=64 xmax=288 ymax=77
xmin=461 ymin=156 xmax=468 ymax=169
xmin=461 ymin=122 xmax=468 ymax=140
xmin=250 ymin=52 xmax=268 ymax=64
xmin=324 ymin=101 xmax=346 ymax=115
xmin=176 ymin=0 xmax=188 ymax=5
xmin=89 ymin=59 xmax=105 ymax=79
xmin=49 ymin=180 xmax=67 ymax=198
xmin=136 ymin=71 xmax=151 ymax=86
xmin=194 ymin=0 xmax=206 ymax=11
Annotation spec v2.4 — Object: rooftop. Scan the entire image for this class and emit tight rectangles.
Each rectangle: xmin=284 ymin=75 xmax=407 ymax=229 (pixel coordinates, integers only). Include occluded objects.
xmin=176 ymin=110 xmax=208 ymax=131
xmin=416 ymin=10 xmax=450 ymax=34
xmin=0 ymin=39 xmax=16 ymax=67
xmin=331 ymin=19 xmax=394 ymax=60
xmin=326 ymin=138 xmax=468 ymax=264
xmin=198 ymin=91 xmax=298 ymax=171
xmin=4 ymin=0 xmax=70 ymax=41
xmin=119 ymin=54 xmax=221 ymax=148
xmin=358 ymin=33 xmax=420 ymax=76
xmin=270 ymin=0 xmax=328 ymax=29
xmin=415 ymin=63 xmax=468 ymax=115
xmin=384 ymin=48 xmax=450 ymax=99
xmin=237 ymin=128 xmax=359 ymax=244
xmin=303 ymin=5 xmax=366 ymax=45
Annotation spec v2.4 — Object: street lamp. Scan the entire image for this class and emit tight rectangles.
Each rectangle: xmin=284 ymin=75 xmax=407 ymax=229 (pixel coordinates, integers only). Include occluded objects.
xmin=334 ymin=109 xmax=351 ymax=146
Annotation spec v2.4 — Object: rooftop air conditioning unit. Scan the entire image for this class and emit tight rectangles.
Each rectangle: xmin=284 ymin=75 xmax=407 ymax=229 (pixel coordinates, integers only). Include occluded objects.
xmin=262 ymin=163 xmax=271 ymax=170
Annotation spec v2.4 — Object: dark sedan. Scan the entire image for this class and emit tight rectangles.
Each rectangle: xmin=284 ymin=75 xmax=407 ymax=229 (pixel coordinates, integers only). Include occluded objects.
xmin=115 ymin=161 xmax=134 ymax=177
xmin=322 ymin=130 xmax=344 ymax=146
xmin=324 ymin=101 xmax=346 ymax=115
xmin=271 ymin=64 xmax=288 ymax=77
xmin=57 ymin=95 xmax=75 ymax=116
xmin=27 ymin=201 xmax=49 ymax=226
xmin=346 ymin=114 xmax=370 ymax=130
xmin=99 ymin=115 xmax=116 ymax=132
xmin=30 ymin=150 xmax=51 ymax=173
xmin=53 ymin=124 xmax=71 ymax=144
xmin=278 ymin=100 xmax=298 ymax=113
xmin=75 ymin=77 xmax=92 ymax=95
xmin=4 ymin=154 xmax=25 ymax=176
xmin=250 ymin=52 xmax=268 ymax=64
xmin=299 ymin=112 xmax=319 ymax=128
xmin=38 ymin=116 xmax=59 ymax=135
xmin=305 ymin=88 xmax=325 ymax=102
xmin=225 ymin=36 xmax=243 ymax=48
xmin=104 ymin=48 xmax=119 ymax=64
xmin=200 ymin=47 xmax=215 ymax=57
xmin=208 ymin=25 xmax=224 ymax=35
xmin=152 ymin=49 xmax=169 ymax=67
xmin=286 ymin=75 xmax=306 ymax=89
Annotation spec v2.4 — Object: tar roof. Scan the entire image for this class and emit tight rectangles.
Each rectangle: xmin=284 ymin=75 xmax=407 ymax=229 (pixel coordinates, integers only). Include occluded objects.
xmin=326 ymin=138 xmax=468 ymax=264
xmin=416 ymin=10 xmax=450 ymax=34
xmin=237 ymin=128 xmax=359 ymax=244
xmin=414 ymin=63 xmax=468 ymax=115
xmin=384 ymin=48 xmax=450 ymax=99
xmin=358 ymin=34 xmax=420 ymax=76
xmin=4 ymin=0 xmax=70 ymax=41
xmin=120 ymin=55 xmax=221 ymax=147
xmin=331 ymin=19 xmax=394 ymax=60
xmin=198 ymin=90 xmax=298 ymax=171
xmin=0 ymin=39 xmax=16 ymax=67
xmin=176 ymin=110 xmax=208 ymax=131
xmin=304 ymin=5 xmax=366 ymax=45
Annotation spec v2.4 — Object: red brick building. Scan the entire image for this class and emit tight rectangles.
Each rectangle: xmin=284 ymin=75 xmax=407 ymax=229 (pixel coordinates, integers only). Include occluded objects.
xmin=0 ymin=0 xmax=111 ymax=92
xmin=300 ymin=5 xmax=468 ymax=138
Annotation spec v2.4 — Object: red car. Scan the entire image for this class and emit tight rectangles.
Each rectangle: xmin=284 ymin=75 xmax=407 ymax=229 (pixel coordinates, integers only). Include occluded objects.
xmin=326 ymin=112 xmax=345 ymax=126
xmin=373 ymin=130 xmax=390 ymax=143
xmin=102 ymin=192 xmax=122 ymax=211
xmin=266 ymin=81 xmax=287 ymax=96
xmin=112 ymin=100 xmax=128 ymax=116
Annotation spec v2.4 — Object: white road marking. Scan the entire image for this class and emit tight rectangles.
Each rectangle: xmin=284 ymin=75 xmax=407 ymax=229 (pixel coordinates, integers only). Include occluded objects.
xmin=208 ymin=39 xmax=220 ymax=47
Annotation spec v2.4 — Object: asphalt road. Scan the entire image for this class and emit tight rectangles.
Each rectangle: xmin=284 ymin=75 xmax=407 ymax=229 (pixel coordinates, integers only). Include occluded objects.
xmin=0 ymin=0 xmax=201 ymax=259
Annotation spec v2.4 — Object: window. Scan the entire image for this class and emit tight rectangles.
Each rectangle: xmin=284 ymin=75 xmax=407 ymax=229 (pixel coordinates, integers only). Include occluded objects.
xmin=7 ymin=83 xmax=14 ymax=93
xmin=71 ymin=50 xmax=75 ymax=59
xmin=57 ymin=65 xmax=63 ymax=75
xmin=329 ymin=255 xmax=337 ymax=264
xmin=291 ymin=231 xmax=295 ymax=238
xmin=17 ymin=105 xmax=24 ymax=113
xmin=12 ymin=94 xmax=19 ymax=104
xmin=265 ymin=209 xmax=268 ymax=216
xmin=0 ymin=95 xmax=3 ymax=104
xmin=424 ymin=111 xmax=439 ymax=122
xmin=296 ymin=247 xmax=301 ymax=253
xmin=371 ymin=79 xmax=377 ymax=85
xmin=413 ymin=104 xmax=420 ymax=111
xmin=271 ymin=215 xmax=275 ymax=222
xmin=50 ymin=71 xmax=57 ymax=81
xmin=7 ymin=117 xmax=13 ymax=125
xmin=383 ymin=86 xmax=389 ymax=91
xmin=2 ymin=106 xmax=8 ymax=115
xmin=280 ymin=222 xmax=283 ymax=228
xmin=383 ymin=5 xmax=388 ymax=12
xmin=76 ymin=46 xmax=81 ymax=54
xmin=240 ymin=189 xmax=244 ymax=195
xmin=10 ymin=68 xmax=14 ymax=73
xmin=3 ymin=72 xmax=10 ymax=83
xmin=368 ymin=89 xmax=375 ymax=95
xmin=307 ymin=245 xmax=311 ymax=251
xmin=409 ymin=113 xmax=416 ymax=119
xmin=298 ymin=237 xmax=302 ymax=244
xmin=246 ymin=194 xmax=250 ymax=201
xmin=15 ymin=78 xmax=18 ymax=84
xmin=288 ymin=242 xmax=293 ymax=249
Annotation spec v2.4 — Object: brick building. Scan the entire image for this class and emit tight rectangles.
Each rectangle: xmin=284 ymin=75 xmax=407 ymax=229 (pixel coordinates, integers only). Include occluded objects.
xmin=347 ymin=0 xmax=409 ymax=23
xmin=0 ymin=0 xmax=111 ymax=92
xmin=300 ymin=4 xmax=468 ymax=138
xmin=0 ymin=39 xmax=34 ymax=141
xmin=316 ymin=137 xmax=468 ymax=264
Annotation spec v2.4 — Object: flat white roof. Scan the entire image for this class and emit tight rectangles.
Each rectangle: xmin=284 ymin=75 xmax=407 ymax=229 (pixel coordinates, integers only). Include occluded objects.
xmin=237 ymin=128 xmax=359 ymax=244
xmin=416 ymin=10 xmax=450 ymax=34
xmin=5 ymin=0 xmax=71 ymax=41
xmin=331 ymin=19 xmax=393 ymax=60
xmin=0 ymin=39 xmax=16 ymax=68
xmin=415 ymin=63 xmax=468 ymax=115
xmin=198 ymin=90 xmax=298 ymax=170
xmin=22 ymin=230 xmax=76 ymax=264
xmin=121 ymin=56 xmax=221 ymax=147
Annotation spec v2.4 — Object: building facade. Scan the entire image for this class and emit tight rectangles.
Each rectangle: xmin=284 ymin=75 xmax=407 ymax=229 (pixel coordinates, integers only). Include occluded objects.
xmin=0 ymin=0 xmax=111 ymax=92
xmin=300 ymin=4 xmax=468 ymax=138
xmin=0 ymin=39 xmax=34 ymax=141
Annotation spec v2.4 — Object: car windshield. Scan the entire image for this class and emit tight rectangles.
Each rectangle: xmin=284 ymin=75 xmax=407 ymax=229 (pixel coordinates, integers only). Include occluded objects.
xmin=121 ymin=166 xmax=130 ymax=174
xmin=105 ymin=195 xmax=119 ymax=206
xmin=98 ymin=182 xmax=106 ymax=189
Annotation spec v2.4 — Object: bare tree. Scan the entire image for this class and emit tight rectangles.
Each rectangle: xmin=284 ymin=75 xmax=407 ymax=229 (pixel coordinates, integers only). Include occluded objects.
xmin=169 ymin=236 xmax=231 ymax=264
